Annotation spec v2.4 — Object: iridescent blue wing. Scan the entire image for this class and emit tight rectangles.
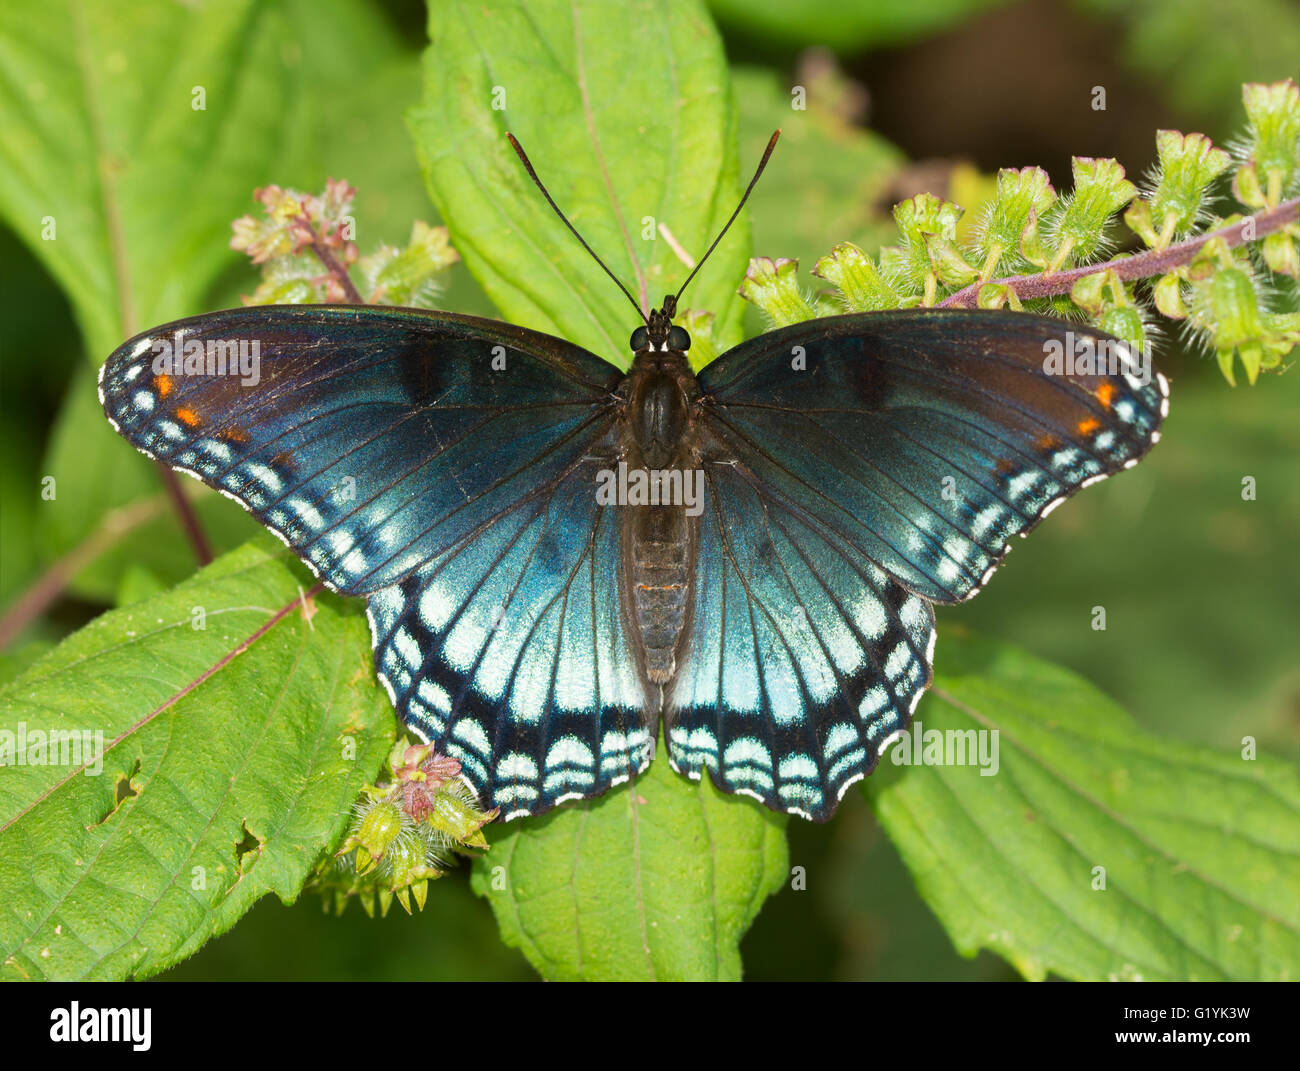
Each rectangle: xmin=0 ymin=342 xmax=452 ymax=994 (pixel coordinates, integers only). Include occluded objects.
xmin=100 ymin=306 xmax=622 ymax=595
xmin=100 ymin=305 xmax=649 ymax=816
xmin=668 ymin=310 xmax=1167 ymax=818
xmin=666 ymin=455 xmax=936 ymax=820
xmin=365 ymin=452 xmax=652 ymax=819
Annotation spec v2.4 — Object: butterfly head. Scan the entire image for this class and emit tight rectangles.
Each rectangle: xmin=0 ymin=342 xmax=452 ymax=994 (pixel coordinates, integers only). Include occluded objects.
xmin=632 ymin=295 xmax=691 ymax=354
xmin=507 ymin=130 xmax=780 ymax=358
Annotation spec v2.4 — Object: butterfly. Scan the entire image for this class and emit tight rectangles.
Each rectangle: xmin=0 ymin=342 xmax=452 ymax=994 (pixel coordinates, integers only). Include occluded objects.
xmin=98 ymin=132 xmax=1167 ymax=821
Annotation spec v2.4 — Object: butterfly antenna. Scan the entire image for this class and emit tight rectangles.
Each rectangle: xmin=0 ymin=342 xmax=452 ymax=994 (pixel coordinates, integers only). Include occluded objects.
xmin=506 ymin=132 xmax=649 ymax=325
xmin=671 ymin=129 xmax=781 ymax=307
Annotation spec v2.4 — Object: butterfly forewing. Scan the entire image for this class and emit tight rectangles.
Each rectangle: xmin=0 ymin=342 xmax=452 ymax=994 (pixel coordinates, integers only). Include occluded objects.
xmin=696 ymin=310 xmax=1168 ymax=605
xmin=100 ymin=306 xmax=624 ymax=593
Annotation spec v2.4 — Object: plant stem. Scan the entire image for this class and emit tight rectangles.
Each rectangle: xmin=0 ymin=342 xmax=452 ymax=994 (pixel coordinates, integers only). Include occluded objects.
xmin=940 ymin=198 xmax=1300 ymax=308
xmin=157 ymin=464 xmax=213 ymax=566
xmin=0 ymin=494 xmax=169 ymax=650
xmin=298 ymin=212 xmax=364 ymax=303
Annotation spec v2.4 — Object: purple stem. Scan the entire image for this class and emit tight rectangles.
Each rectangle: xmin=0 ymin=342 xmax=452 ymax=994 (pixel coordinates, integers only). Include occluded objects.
xmin=940 ymin=198 xmax=1300 ymax=308
xmin=299 ymin=212 xmax=364 ymax=304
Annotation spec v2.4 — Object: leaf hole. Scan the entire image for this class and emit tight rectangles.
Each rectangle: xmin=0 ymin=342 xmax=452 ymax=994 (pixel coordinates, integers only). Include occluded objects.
xmin=235 ymin=821 xmax=264 ymax=872
xmin=94 ymin=758 xmax=142 ymax=826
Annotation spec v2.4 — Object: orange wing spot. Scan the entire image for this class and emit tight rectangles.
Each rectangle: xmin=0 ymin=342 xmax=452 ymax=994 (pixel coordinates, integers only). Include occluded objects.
xmin=1096 ymin=382 xmax=1115 ymax=408
xmin=1076 ymin=417 xmax=1100 ymax=436
xmin=219 ymin=425 xmax=251 ymax=445
xmin=270 ymin=451 xmax=298 ymax=475
xmin=175 ymin=407 xmax=201 ymax=427
xmin=995 ymin=457 xmax=1017 ymax=475
xmin=154 ymin=373 xmax=173 ymax=398
xmin=1035 ymin=433 xmax=1062 ymax=452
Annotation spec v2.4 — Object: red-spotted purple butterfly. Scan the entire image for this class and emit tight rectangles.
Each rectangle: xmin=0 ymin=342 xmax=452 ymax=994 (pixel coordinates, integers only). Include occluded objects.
xmin=100 ymin=132 xmax=1167 ymax=820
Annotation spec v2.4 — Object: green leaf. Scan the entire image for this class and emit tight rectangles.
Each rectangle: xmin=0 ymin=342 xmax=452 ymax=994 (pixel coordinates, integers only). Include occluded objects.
xmin=735 ymin=65 xmax=901 ymax=279
xmin=0 ymin=541 xmax=395 ymax=980
xmin=707 ymin=0 xmax=1013 ymax=51
xmin=868 ymin=631 xmax=1300 ymax=981
xmin=470 ymin=743 xmax=788 ymax=980
xmin=406 ymin=0 xmax=750 ymax=367
xmin=0 ymin=0 xmax=326 ymax=358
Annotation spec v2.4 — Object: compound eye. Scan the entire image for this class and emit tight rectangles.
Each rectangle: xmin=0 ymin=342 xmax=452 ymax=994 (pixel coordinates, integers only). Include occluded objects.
xmin=668 ymin=325 xmax=691 ymax=352
xmin=630 ymin=325 xmax=649 ymax=352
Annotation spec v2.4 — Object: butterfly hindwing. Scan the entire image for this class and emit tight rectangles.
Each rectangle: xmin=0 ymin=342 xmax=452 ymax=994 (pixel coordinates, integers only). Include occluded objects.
xmin=696 ymin=309 xmax=1168 ymax=605
xmin=665 ymin=449 xmax=936 ymax=820
xmin=366 ymin=453 xmax=653 ymax=818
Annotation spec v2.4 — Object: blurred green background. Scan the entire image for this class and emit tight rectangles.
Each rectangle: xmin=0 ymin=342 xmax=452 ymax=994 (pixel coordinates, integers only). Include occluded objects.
xmin=1 ymin=0 xmax=1296 ymax=981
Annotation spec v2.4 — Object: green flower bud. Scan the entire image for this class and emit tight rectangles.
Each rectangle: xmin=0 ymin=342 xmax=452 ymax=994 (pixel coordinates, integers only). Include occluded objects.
xmin=1232 ymin=162 xmax=1267 ymax=210
xmin=1096 ymin=304 xmax=1147 ymax=355
xmin=342 ymin=799 xmax=405 ymax=875
xmin=971 ymin=167 xmax=1056 ymax=276
xmin=1018 ymin=207 xmax=1051 ymax=269
xmin=1049 ymin=158 xmax=1137 ymax=268
xmin=361 ymin=222 xmax=459 ymax=307
xmin=925 ymin=234 xmax=979 ymax=288
xmin=738 ymin=257 xmax=818 ymax=326
xmin=811 ymin=242 xmax=901 ymax=311
xmin=890 ymin=194 xmax=964 ymax=291
xmin=975 ymin=283 xmax=1022 ymax=310
xmin=1123 ymin=200 xmax=1159 ymax=249
xmin=1263 ymin=232 xmax=1300 ymax=278
xmin=1153 ymin=273 xmax=1187 ymax=319
xmin=1070 ymin=271 xmax=1109 ymax=316
xmin=1147 ymin=131 xmax=1231 ymax=242
xmin=1242 ymin=80 xmax=1300 ymax=203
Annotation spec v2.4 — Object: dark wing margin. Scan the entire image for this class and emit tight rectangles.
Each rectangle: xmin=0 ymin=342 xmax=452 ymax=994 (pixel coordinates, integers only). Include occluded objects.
xmin=100 ymin=304 xmax=651 ymax=817
xmin=695 ymin=309 xmax=1168 ymax=605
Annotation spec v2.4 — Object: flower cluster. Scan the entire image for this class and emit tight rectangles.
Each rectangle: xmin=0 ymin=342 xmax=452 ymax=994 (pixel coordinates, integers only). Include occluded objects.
xmin=316 ymin=740 xmax=497 ymax=917
xmin=230 ymin=180 xmax=459 ymax=307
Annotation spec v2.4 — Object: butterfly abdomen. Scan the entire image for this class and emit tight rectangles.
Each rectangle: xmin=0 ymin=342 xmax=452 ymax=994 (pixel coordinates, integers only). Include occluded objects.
xmin=620 ymin=347 xmax=702 ymax=685
xmin=628 ymin=505 xmax=695 ymax=682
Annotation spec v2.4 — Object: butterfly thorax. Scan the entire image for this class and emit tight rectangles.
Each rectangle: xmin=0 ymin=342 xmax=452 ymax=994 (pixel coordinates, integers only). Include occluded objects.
xmin=620 ymin=346 xmax=701 ymax=688
xmin=625 ymin=346 xmax=697 ymax=466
